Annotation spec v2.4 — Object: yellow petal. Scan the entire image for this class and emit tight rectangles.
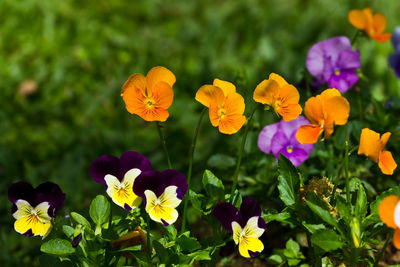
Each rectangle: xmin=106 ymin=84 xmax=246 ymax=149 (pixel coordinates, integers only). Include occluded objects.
xmin=195 ymin=85 xmax=225 ymax=108
xmin=105 ymin=171 xmax=142 ymax=209
xmin=213 ymin=78 xmax=236 ymax=96
xmin=238 ymin=237 xmax=264 ymax=258
xmin=14 ymin=216 xmax=52 ymax=237
xmin=159 ymin=186 xmax=182 ymax=208
xmin=243 ymin=217 xmax=265 ymax=238
xmin=13 ymin=200 xmax=34 ymax=220
xmin=232 ymin=221 xmax=242 ymax=245
xmin=144 ymin=190 xmax=179 ymax=225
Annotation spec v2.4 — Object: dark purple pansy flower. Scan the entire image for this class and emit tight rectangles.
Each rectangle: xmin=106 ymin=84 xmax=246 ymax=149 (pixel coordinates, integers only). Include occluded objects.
xmin=258 ymin=116 xmax=314 ymax=166
xmin=306 ymin=36 xmax=361 ymax=93
xmin=389 ymin=27 xmax=400 ymax=78
xmin=8 ymin=181 xmax=66 ymax=238
xmin=90 ymin=151 xmax=152 ymax=210
xmin=133 ymin=169 xmax=188 ymax=226
xmin=212 ymin=198 xmax=266 ymax=258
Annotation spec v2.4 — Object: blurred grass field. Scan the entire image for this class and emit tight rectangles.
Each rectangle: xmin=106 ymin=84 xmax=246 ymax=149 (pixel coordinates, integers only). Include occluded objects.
xmin=1 ymin=0 xmax=400 ymax=265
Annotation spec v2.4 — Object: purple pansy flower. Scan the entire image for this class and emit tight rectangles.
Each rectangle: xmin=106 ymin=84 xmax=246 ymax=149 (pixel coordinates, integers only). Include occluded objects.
xmin=306 ymin=36 xmax=361 ymax=93
xmin=212 ymin=198 xmax=266 ymax=258
xmin=90 ymin=151 xmax=152 ymax=210
xmin=8 ymin=181 xmax=66 ymax=238
xmin=133 ymin=169 xmax=188 ymax=226
xmin=389 ymin=27 xmax=400 ymax=78
xmin=258 ymin=116 xmax=314 ymax=166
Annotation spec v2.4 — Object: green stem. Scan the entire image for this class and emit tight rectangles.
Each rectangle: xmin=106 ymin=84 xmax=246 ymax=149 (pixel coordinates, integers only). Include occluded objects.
xmin=351 ymin=30 xmax=361 ymax=46
xmin=373 ymin=229 xmax=393 ymax=267
xmin=146 ymin=215 xmax=152 ymax=261
xmin=156 ymin=122 xmax=172 ymax=169
xmin=229 ymin=104 xmax=259 ymax=203
xmin=344 ymin=124 xmax=350 ymax=204
xmin=181 ymin=107 xmax=207 ymax=233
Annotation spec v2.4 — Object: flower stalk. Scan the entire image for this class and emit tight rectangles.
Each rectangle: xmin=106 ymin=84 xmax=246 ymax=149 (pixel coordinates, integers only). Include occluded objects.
xmin=181 ymin=107 xmax=207 ymax=233
xmin=156 ymin=121 xmax=172 ymax=169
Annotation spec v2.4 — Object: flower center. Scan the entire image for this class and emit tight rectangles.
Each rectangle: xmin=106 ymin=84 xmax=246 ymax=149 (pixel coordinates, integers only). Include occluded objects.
xmin=286 ymin=146 xmax=293 ymax=153
xmin=218 ymin=108 xmax=226 ymax=119
xmin=334 ymin=69 xmax=341 ymax=76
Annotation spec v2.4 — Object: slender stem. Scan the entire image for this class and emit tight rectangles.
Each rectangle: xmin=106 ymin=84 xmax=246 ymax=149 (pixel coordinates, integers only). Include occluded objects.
xmin=351 ymin=30 xmax=361 ymax=46
xmin=181 ymin=107 xmax=207 ymax=233
xmin=146 ymin=215 xmax=152 ymax=261
xmin=373 ymin=229 xmax=393 ymax=267
xmin=344 ymin=124 xmax=350 ymax=204
xmin=156 ymin=122 xmax=172 ymax=169
xmin=229 ymin=104 xmax=259 ymax=203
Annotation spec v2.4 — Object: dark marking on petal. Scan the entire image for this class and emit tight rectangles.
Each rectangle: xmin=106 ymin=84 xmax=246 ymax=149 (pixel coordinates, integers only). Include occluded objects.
xmin=176 ymin=187 xmax=183 ymax=200
xmin=248 ymin=250 xmax=260 ymax=258
xmin=124 ymin=203 xmax=132 ymax=211
xmin=239 ymin=198 xmax=261 ymax=227
xmin=161 ymin=219 xmax=169 ymax=226
xmin=211 ymin=202 xmax=239 ymax=231
xmin=257 ymin=216 xmax=266 ymax=230
xmin=23 ymin=229 xmax=34 ymax=237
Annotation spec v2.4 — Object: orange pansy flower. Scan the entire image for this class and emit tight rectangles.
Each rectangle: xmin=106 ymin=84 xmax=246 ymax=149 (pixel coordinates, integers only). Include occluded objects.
xmin=253 ymin=73 xmax=302 ymax=122
xmin=379 ymin=195 xmax=400 ymax=248
xmin=195 ymin=79 xmax=246 ymax=135
xmin=348 ymin=8 xmax=391 ymax=42
xmin=296 ymin=89 xmax=350 ymax=144
xmin=358 ymin=128 xmax=397 ymax=175
xmin=121 ymin=66 xmax=176 ymax=122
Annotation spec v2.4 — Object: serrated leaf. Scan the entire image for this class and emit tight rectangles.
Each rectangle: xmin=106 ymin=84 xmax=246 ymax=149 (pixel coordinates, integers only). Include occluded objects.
xmin=89 ymin=195 xmax=110 ymax=226
xmin=202 ymin=170 xmax=224 ymax=200
xmin=40 ymin=238 xmax=75 ymax=255
xmin=277 ymin=154 xmax=299 ymax=206
xmin=71 ymin=212 xmax=91 ymax=229
xmin=306 ymin=192 xmax=338 ymax=229
xmin=311 ymin=230 xmax=343 ymax=251
xmin=177 ymin=234 xmax=201 ymax=253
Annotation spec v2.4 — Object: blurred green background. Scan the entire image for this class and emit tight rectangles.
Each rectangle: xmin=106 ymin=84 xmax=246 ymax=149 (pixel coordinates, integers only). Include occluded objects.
xmin=1 ymin=0 xmax=400 ymax=265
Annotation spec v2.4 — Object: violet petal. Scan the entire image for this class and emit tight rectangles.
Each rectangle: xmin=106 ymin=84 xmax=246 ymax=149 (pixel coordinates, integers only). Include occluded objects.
xmin=211 ymin=202 xmax=239 ymax=231
xmin=239 ymin=198 xmax=262 ymax=227
xmin=90 ymin=154 xmax=122 ymax=184
xmin=35 ymin=182 xmax=66 ymax=218
xmin=120 ymin=151 xmax=152 ymax=177
xmin=257 ymin=122 xmax=279 ymax=154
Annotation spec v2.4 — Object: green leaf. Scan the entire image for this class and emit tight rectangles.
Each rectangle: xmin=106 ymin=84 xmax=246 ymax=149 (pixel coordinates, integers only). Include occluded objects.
xmin=164 ymin=225 xmax=177 ymax=240
xmin=153 ymin=240 xmax=169 ymax=263
xmin=70 ymin=212 xmax=91 ymax=229
xmin=284 ymin=238 xmax=300 ymax=257
xmin=355 ymin=182 xmax=367 ymax=218
xmin=321 ymin=256 xmax=334 ymax=267
xmin=62 ymin=225 xmax=75 ymax=238
xmin=306 ymin=192 xmax=338 ymax=229
xmin=277 ymin=154 xmax=300 ymax=206
xmin=89 ymin=195 xmax=111 ymax=226
xmin=267 ymin=254 xmax=284 ymax=264
xmin=202 ymin=170 xmax=224 ymax=200
xmin=335 ymin=195 xmax=351 ymax=224
xmin=188 ymin=189 xmax=205 ymax=212
xmin=263 ymin=211 xmax=292 ymax=224
xmin=311 ymin=229 xmax=343 ymax=251
xmin=177 ymin=234 xmax=201 ymax=253
xmin=301 ymin=222 xmax=325 ymax=234
xmin=40 ymin=238 xmax=75 ymax=255
xmin=187 ymin=249 xmax=212 ymax=261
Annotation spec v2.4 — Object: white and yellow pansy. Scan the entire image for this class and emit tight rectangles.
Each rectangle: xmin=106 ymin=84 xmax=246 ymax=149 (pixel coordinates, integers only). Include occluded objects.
xmin=105 ymin=168 xmax=142 ymax=210
xmin=232 ymin=216 xmax=265 ymax=258
xmin=13 ymin=199 xmax=52 ymax=238
xmin=212 ymin=198 xmax=266 ymax=258
xmin=144 ymin=185 xmax=181 ymax=226
xmin=8 ymin=181 xmax=66 ymax=238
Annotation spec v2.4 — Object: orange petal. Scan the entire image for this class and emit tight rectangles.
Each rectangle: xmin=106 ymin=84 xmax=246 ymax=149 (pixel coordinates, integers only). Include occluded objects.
xmin=373 ymin=13 xmax=387 ymax=34
xmin=373 ymin=33 xmax=392 ymax=42
xmin=280 ymin=104 xmax=302 ymax=122
xmin=195 ymin=85 xmax=225 ymax=108
xmin=279 ymin=84 xmax=300 ymax=105
xmin=296 ymin=124 xmax=323 ymax=144
xmin=139 ymin=107 xmax=169 ymax=122
xmin=304 ymin=96 xmax=324 ymax=125
xmin=213 ymin=78 xmax=236 ymax=96
xmin=225 ymin=92 xmax=245 ymax=115
xmin=269 ymin=73 xmax=288 ymax=87
xmin=362 ymin=8 xmax=374 ymax=31
xmin=122 ymin=86 xmax=147 ymax=114
xmin=348 ymin=10 xmax=366 ymax=30
xmin=379 ymin=195 xmax=400 ymax=229
xmin=152 ymin=81 xmax=174 ymax=109
xmin=394 ymin=228 xmax=400 ymax=249
xmin=379 ymin=151 xmax=397 ymax=175
xmin=320 ymin=88 xmax=341 ymax=102
xmin=325 ymin=96 xmax=350 ymax=125
xmin=381 ymin=132 xmax=392 ymax=151
xmin=146 ymin=66 xmax=176 ymax=94
xmin=253 ymin=79 xmax=280 ymax=105
xmin=209 ymin=102 xmax=221 ymax=127
xmin=358 ymin=128 xmax=381 ymax=163
xmin=121 ymin=74 xmax=146 ymax=96
xmin=218 ymin=114 xmax=246 ymax=135
xmin=323 ymin=122 xmax=335 ymax=140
